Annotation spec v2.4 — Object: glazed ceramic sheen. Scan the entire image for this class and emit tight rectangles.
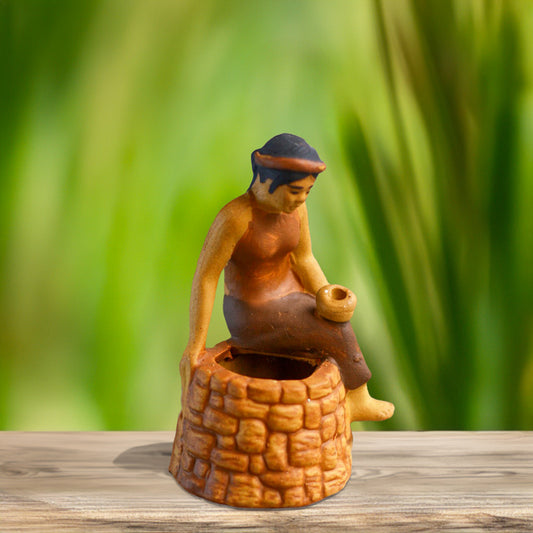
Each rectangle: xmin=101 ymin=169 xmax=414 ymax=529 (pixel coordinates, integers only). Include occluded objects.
xmin=169 ymin=342 xmax=353 ymax=508
xmin=170 ymin=134 xmax=395 ymax=508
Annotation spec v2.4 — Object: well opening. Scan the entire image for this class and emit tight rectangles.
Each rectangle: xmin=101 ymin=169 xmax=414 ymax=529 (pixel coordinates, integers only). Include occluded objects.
xmin=216 ymin=348 xmax=317 ymax=380
xmin=331 ymin=287 xmax=347 ymax=300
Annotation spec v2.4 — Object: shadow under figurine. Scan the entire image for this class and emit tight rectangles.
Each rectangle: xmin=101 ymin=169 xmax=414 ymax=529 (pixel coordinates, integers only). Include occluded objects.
xmin=169 ymin=133 xmax=394 ymax=508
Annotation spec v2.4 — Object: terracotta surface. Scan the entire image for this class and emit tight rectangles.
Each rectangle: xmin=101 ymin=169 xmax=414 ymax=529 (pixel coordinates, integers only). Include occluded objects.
xmin=170 ymin=342 xmax=353 ymax=508
xmin=253 ymin=151 xmax=326 ymax=173
xmin=171 ymin=134 xmax=394 ymax=508
xmin=316 ymin=284 xmax=357 ymax=323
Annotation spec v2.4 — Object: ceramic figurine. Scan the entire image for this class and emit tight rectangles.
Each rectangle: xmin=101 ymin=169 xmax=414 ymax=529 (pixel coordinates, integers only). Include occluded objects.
xmin=170 ymin=133 xmax=394 ymax=508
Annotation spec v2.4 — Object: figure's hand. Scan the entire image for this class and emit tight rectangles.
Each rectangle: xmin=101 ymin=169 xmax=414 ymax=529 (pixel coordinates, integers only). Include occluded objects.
xmin=179 ymin=344 xmax=202 ymax=404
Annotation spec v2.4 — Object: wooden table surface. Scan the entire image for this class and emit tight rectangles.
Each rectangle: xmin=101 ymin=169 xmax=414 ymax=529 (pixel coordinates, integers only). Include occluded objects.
xmin=0 ymin=431 xmax=531 ymax=532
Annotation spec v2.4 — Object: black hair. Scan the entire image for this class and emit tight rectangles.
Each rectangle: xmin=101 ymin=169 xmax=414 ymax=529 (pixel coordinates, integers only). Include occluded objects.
xmin=249 ymin=133 xmax=323 ymax=193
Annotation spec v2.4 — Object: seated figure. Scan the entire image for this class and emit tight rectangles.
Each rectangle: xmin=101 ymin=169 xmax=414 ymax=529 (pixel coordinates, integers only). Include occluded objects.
xmin=180 ymin=133 xmax=394 ymax=422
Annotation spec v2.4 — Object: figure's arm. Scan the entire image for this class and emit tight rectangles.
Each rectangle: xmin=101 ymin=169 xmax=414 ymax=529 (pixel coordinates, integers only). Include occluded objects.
xmin=184 ymin=198 xmax=249 ymax=366
xmin=291 ymin=203 xmax=328 ymax=294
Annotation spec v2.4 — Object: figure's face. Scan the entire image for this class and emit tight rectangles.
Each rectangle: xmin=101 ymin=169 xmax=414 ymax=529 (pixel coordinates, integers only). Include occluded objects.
xmin=253 ymin=175 xmax=316 ymax=214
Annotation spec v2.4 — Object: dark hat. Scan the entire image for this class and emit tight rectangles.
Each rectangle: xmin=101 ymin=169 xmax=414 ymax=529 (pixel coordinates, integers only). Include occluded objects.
xmin=253 ymin=133 xmax=326 ymax=174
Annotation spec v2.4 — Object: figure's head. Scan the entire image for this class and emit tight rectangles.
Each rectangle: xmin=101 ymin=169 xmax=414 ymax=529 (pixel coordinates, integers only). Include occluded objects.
xmin=250 ymin=133 xmax=326 ymax=193
xmin=252 ymin=173 xmax=316 ymax=214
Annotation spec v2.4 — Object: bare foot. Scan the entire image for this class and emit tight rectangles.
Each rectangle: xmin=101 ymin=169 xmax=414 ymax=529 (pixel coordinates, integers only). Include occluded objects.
xmin=346 ymin=384 xmax=395 ymax=422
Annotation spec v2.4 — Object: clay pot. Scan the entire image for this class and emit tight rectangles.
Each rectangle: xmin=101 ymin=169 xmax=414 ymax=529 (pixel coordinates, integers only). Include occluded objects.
xmin=316 ymin=284 xmax=357 ymax=323
xmin=169 ymin=341 xmax=353 ymax=508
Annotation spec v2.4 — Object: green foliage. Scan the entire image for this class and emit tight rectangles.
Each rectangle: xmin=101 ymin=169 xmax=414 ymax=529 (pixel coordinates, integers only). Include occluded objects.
xmin=341 ymin=0 xmax=533 ymax=429
xmin=1 ymin=0 xmax=531 ymax=430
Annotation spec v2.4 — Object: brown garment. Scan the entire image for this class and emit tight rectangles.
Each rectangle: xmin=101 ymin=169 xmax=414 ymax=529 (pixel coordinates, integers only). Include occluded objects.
xmin=224 ymin=200 xmax=304 ymax=304
xmin=223 ymin=198 xmax=371 ymax=390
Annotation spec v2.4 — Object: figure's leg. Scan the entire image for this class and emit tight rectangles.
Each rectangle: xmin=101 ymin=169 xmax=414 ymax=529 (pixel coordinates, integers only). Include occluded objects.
xmin=346 ymin=383 xmax=395 ymax=422
xmin=225 ymin=292 xmax=394 ymax=420
xmin=224 ymin=293 xmax=371 ymax=383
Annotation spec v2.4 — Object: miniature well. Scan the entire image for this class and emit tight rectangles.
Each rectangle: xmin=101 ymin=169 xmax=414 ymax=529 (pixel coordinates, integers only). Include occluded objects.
xmin=169 ymin=341 xmax=353 ymax=508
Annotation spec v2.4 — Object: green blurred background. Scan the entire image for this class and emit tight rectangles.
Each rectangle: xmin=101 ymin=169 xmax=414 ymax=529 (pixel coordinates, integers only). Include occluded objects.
xmin=1 ymin=0 xmax=532 ymax=431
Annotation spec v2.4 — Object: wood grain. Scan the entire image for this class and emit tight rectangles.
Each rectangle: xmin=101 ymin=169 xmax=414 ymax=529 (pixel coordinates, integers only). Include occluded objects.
xmin=0 ymin=431 xmax=531 ymax=532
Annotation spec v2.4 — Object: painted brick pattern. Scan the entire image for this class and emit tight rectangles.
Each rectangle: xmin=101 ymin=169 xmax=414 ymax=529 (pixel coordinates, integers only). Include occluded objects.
xmin=170 ymin=344 xmax=353 ymax=508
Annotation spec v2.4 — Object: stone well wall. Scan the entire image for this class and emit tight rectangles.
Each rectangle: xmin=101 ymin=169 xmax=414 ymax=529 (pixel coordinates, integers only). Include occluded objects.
xmin=169 ymin=343 xmax=353 ymax=508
